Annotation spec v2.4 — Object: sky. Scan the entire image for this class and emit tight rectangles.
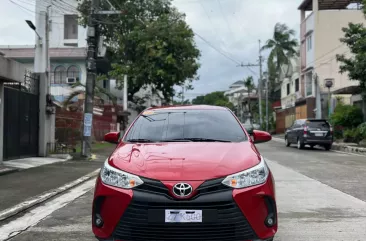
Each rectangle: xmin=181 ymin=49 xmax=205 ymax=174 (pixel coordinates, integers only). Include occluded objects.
xmin=0 ymin=0 xmax=304 ymax=99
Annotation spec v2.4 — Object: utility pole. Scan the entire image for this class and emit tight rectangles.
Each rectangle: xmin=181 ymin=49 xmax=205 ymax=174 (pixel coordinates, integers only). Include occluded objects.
xmin=81 ymin=0 xmax=99 ymax=158
xmin=265 ymin=73 xmax=269 ymax=132
xmin=237 ymin=41 xmax=263 ymax=127
xmin=258 ymin=40 xmax=263 ymax=128
xmin=34 ymin=0 xmax=52 ymax=157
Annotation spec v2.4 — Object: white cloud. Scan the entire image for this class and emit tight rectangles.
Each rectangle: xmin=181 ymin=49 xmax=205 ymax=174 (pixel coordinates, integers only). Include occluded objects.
xmin=0 ymin=0 xmax=304 ymax=98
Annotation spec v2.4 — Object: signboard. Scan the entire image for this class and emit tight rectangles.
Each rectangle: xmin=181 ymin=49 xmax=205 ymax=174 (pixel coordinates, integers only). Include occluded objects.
xmin=84 ymin=125 xmax=92 ymax=137
xmin=83 ymin=113 xmax=93 ymax=137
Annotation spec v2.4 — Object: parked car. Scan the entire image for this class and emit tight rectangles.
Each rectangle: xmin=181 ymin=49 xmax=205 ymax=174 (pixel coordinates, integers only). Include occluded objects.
xmin=94 ymin=105 xmax=277 ymax=241
xmin=285 ymin=118 xmax=333 ymax=150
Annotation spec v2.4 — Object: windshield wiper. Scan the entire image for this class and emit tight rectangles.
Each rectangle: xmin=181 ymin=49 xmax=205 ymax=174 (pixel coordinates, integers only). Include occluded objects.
xmin=126 ymin=138 xmax=154 ymax=143
xmin=165 ymin=138 xmax=231 ymax=143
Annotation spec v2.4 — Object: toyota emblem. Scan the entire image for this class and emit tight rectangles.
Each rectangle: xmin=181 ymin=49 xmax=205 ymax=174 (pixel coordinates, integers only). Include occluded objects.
xmin=173 ymin=183 xmax=193 ymax=197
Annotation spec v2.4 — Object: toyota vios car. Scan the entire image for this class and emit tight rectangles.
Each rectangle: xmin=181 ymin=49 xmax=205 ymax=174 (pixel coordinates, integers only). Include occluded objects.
xmin=93 ymin=105 xmax=277 ymax=241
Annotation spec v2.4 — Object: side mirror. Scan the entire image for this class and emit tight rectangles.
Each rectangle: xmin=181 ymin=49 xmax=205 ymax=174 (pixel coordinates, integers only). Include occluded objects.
xmin=252 ymin=130 xmax=272 ymax=144
xmin=104 ymin=132 xmax=120 ymax=144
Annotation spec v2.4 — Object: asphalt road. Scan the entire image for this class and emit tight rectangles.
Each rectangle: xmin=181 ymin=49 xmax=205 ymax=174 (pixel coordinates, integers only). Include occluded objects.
xmin=2 ymin=140 xmax=366 ymax=241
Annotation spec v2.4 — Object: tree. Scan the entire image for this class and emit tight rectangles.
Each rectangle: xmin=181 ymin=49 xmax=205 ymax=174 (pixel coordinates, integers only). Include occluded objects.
xmin=261 ymin=23 xmax=298 ymax=96
xmin=336 ymin=1 xmax=366 ymax=99
xmin=192 ymin=96 xmax=204 ymax=105
xmin=77 ymin=0 xmax=201 ymax=103
xmin=63 ymin=81 xmax=117 ymax=110
xmin=191 ymin=91 xmax=234 ymax=110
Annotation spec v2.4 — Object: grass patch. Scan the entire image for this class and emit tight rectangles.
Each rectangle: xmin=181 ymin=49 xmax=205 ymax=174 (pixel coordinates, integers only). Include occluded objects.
xmin=74 ymin=142 xmax=115 ymax=153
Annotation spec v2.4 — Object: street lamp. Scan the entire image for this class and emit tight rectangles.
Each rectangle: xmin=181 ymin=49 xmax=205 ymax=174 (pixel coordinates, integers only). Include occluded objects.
xmin=25 ymin=20 xmax=42 ymax=43
xmin=325 ymin=78 xmax=334 ymax=119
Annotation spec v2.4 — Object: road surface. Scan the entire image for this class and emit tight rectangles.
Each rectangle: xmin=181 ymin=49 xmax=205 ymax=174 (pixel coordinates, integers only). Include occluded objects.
xmin=1 ymin=140 xmax=366 ymax=241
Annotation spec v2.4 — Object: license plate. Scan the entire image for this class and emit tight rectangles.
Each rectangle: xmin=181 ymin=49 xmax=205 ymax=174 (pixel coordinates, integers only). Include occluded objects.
xmin=165 ymin=210 xmax=202 ymax=223
xmin=315 ymin=133 xmax=323 ymax=137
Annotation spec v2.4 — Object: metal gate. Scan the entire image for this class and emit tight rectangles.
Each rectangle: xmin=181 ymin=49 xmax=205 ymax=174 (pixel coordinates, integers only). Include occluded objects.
xmin=3 ymin=70 xmax=39 ymax=160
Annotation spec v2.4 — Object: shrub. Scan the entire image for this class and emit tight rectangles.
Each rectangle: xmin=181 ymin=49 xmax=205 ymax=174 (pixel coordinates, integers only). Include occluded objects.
xmin=358 ymin=122 xmax=366 ymax=139
xmin=330 ymin=104 xmax=364 ymax=129
xmin=343 ymin=128 xmax=364 ymax=144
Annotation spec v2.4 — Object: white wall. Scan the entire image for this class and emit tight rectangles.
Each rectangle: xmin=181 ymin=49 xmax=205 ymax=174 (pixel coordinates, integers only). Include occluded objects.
xmin=305 ymin=13 xmax=315 ymax=69
xmin=48 ymin=0 xmax=87 ymax=48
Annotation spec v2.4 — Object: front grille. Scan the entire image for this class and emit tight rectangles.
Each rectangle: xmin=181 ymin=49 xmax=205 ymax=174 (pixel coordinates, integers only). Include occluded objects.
xmin=113 ymin=190 xmax=257 ymax=241
xmin=135 ymin=177 xmax=231 ymax=199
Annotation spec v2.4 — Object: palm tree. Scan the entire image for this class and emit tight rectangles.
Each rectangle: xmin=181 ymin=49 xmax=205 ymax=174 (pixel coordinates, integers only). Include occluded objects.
xmin=63 ymin=82 xmax=118 ymax=110
xmin=244 ymin=76 xmax=255 ymax=115
xmin=261 ymin=23 xmax=298 ymax=84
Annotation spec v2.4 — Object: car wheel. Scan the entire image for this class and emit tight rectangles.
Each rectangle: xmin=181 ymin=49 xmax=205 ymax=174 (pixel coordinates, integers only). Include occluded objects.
xmin=297 ymin=138 xmax=304 ymax=149
xmin=285 ymin=137 xmax=290 ymax=147
xmin=324 ymin=144 xmax=332 ymax=151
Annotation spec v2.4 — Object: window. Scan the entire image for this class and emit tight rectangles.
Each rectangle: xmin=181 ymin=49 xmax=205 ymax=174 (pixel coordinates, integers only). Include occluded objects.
xmin=64 ymin=15 xmax=78 ymax=40
xmin=286 ymin=83 xmax=290 ymax=95
xmin=67 ymin=65 xmax=80 ymax=80
xmin=305 ymin=72 xmax=313 ymax=96
xmin=124 ymin=109 xmax=247 ymax=143
xmin=307 ymin=35 xmax=312 ymax=51
xmin=295 ymin=78 xmax=299 ymax=92
xmin=53 ymin=66 xmax=66 ymax=84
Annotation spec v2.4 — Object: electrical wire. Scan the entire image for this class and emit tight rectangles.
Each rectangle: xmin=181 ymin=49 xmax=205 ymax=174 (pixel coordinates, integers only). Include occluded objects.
xmin=217 ymin=0 xmax=234 ymax=37
xmin=194 ymin=31 xmax=241 ymax=65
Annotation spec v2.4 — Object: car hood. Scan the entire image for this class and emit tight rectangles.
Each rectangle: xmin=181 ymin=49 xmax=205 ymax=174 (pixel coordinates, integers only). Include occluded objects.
xmin=108 ymin=142 xmax=262 ymax=181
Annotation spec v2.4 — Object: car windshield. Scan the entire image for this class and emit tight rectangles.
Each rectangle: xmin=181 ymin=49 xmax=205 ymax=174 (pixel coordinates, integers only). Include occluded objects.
xmin=307 ymin=120 xmax=330 ymax=129
xmin=124 ymin=109 xmax=247 ymax=143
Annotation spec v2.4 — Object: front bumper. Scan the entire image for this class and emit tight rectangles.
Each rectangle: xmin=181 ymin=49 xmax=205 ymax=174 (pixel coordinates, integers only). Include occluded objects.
xmin=92 ymin=174 xmax=277 ymax=241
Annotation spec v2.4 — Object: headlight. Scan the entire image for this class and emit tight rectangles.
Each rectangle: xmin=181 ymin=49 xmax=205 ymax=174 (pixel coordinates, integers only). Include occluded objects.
xmin=100 ymin=160 xmax=144 ymax=189
xmin=222 ymin=156 xmax=269 ymax=189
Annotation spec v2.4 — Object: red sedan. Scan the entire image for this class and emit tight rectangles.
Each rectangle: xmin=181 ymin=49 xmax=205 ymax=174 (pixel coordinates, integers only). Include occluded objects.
xmin=92 ymin=105 xmax=277 ymax=241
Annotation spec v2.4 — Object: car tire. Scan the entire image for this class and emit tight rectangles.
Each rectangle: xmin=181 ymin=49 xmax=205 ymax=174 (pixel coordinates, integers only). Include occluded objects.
xmin=297 ymin=138 xmax=304 ymax=149
xmin=285 ymin=137 xmax=290 ymax=147
xmin=324 ymin=144 xmax=332 ymax=151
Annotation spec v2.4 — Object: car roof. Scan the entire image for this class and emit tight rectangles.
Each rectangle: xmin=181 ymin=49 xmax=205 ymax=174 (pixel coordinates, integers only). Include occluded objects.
xmin=146 ymin=105 xmax=228 ymax=111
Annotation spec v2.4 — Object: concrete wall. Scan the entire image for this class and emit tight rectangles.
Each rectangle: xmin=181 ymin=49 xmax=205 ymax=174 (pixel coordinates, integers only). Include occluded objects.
xmin=48 ymin=0 xmax=87 ymax=48
xmin=315 ymin=10 xmax=365 ymax=93
xmin=305 ymin=13 xmax=315 ymax=68
xmin=0 ymin=55 xmax=26 ymax=83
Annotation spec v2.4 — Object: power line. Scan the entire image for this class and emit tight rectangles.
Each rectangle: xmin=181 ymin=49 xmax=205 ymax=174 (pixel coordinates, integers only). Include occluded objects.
xmin=194 ymin=31 xmax=241 ymax=65
xmin=217 ymin=0 xmax=234 ymax=37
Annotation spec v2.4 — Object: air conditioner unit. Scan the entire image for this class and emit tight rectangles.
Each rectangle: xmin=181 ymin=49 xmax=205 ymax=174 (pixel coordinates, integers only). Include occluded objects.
xmin=66 ymin=77 xmax=76 ymax=84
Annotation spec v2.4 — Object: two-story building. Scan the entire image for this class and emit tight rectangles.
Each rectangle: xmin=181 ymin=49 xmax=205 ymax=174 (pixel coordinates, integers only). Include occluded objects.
xmin=298 ymin=0 xmax=365 ymax=119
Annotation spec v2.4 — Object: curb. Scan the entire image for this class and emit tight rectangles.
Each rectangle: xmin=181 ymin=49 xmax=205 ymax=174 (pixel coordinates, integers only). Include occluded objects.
xmin=0 ymin=168 xmax=100 ymax=222
xmin=0 ymin=168 xmax=19 ymax=177
xmin=271 ymin=137 xmax=366 ymax=156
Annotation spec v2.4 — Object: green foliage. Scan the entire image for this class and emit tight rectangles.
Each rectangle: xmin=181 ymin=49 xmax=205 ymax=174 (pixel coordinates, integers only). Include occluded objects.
xmin=77 ymin=0 xmax=201 ymax=102
xmin=262 ymin=23 xmax=299 ymax=94
xmin=343 ymin=128 xmax=364 ymax=144
xmin=191 ymin=91 xmax=234 ymax=110
xmin=192 ymin=95 xmax=204 ymax=105
xmin=358 ymin=122 xmax=366 ymax=137
xmin=330 ymin=104 xmax=364 ymax=129
xmin=336 ymin=0 xmax=366 ymax=98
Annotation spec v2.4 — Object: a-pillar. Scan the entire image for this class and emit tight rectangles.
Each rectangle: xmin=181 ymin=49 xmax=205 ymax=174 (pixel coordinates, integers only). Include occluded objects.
xmin=0 ymin=82 xmax=4 ymax=164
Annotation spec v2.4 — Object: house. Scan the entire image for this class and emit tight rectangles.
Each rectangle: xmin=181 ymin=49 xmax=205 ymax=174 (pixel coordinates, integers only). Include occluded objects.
xmin=275 ymin=54 xmax=302 ymax=133
xmin=225 ymin=80 xmax=257 ymax=122
xmin=298 ymin=0 xmax=365 ymax=119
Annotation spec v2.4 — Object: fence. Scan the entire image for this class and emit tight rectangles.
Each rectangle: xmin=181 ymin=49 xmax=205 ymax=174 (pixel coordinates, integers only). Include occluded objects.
xmin=48 ymin=107 xmax=116 ymax=154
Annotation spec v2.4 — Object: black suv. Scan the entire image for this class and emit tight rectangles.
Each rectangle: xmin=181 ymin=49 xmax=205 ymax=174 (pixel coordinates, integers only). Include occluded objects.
xmin=285 ymin=119 xmax=333 ymax=150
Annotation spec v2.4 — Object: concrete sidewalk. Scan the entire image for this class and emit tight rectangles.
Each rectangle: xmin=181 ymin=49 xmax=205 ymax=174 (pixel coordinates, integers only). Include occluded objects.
xmin=0 ymin=145 xmax=116 ymax=221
